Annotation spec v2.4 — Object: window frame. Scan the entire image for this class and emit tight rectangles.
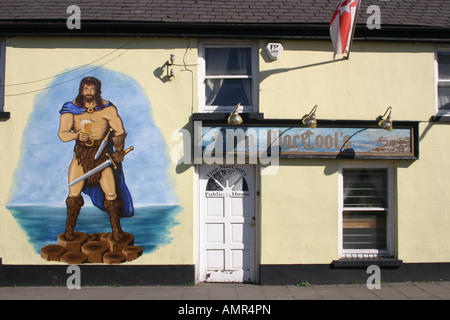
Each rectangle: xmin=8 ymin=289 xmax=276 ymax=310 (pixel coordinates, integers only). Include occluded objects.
xmin=198 ymin=40 xmax=258 ymax=113
xmin=338 ymin=162 xmax=395 ymax=259
xmin=0 ymin=38 xmax=5 ymax=112
xmin=435 ymin=46 xmax=450 ymax=116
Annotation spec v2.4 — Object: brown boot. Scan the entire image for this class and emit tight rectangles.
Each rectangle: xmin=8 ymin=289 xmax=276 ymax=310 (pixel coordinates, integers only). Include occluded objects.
xmin=64 ymin=195 xmax=84 ymax=241
xmin=104 ymin=198 xmax=125 ymax=242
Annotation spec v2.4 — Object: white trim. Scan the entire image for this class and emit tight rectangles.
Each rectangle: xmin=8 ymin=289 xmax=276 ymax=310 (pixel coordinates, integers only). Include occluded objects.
xmin=204 ymin=75 xmax=252 ymax=79
xmin=435 ymin=47 xmax=450 ymax=115
xmin=434 ymin=48 xmax=440 ymax=115
xmin=338 ymin=162 xmax=395 ymax=259
xmin=197 ymin=164 xmax=259 ymax=283
xmin=198 ymin=40 xmax=259 ymax=113
xmin=254 ymin=164 xmax=260 ymax=283
xmin=194 ymin=164 xmax=200 ymax=284
xmin=343 ymin=207 xmax=388 ymax=211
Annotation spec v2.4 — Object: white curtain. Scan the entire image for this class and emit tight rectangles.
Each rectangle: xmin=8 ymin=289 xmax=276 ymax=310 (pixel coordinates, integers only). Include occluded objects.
xmin=205 ymin=48 xmax=252 ymax=107
xmin=438 ymin=53 xmax=450 ymax=110
xmin=205 ymin=48 xmax=230 ymax=106
xmin=237 ymin=49 xmax=252 ymax=107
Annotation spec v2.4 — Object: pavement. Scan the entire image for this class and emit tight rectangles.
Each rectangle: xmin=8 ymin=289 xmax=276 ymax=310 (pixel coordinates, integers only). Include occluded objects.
xmin=1 ymin=281 xmax=450 ymax=300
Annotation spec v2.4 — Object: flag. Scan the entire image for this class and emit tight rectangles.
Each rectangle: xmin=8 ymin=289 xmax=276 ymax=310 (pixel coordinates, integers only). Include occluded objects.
xmin=330 ymin=0 xmax=360 ymax=58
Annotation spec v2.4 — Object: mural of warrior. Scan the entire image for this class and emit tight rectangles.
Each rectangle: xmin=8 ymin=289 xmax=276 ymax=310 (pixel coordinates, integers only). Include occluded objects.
xmin=58 ymin=76 xmax=133 ymax=243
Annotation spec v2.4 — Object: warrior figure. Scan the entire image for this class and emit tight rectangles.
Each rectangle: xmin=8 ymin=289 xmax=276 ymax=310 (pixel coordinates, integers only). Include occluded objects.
xmin=58 ymin=76 xmax=133 ymax=242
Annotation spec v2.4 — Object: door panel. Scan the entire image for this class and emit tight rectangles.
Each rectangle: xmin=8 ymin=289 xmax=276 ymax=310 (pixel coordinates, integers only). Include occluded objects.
xmin=199 ymin=165 xmax=256 ymax=282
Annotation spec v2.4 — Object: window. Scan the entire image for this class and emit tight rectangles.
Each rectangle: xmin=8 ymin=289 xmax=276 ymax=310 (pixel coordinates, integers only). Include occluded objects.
xmin=338 ymin=164 xmax=394 ymax=259
xmin=436 ymin=51 xmax=450 ymax=114
xmin=199 ymin=42 xmax=258 ymax=112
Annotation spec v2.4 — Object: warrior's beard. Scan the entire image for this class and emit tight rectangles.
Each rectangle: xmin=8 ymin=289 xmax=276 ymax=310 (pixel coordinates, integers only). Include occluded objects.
xmin=75 ymin=93 xmax=102 ymax=108
xmin=84 ymin=94 xmax=95 ymax=103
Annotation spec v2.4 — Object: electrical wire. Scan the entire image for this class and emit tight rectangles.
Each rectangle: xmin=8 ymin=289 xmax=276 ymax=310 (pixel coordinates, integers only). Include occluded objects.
xmin=180 ymin=36 xmax=195 ymax=114
xmin=5 ymin=50 xmax=130 ymax=97
xmin=3 ymin=38 xmax=137 ymax=87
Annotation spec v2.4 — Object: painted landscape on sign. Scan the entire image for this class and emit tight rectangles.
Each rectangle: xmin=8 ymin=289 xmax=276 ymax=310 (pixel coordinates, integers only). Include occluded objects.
xmin=201 ymin=126 xmax=413 ymax=158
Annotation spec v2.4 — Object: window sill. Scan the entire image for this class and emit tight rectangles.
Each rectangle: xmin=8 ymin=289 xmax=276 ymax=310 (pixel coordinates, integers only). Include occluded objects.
xmin=332 ymin=258 xmax=403 ymax=268
xmin=0 ymin=111 xmax=10 ymax=120
xmin=192 ymin=112 xmax=264 ymax=122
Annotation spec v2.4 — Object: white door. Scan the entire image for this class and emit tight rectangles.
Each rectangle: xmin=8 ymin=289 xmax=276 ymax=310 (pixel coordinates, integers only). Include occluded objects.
xmin=199 ymin=165 xmax=256 ymax=282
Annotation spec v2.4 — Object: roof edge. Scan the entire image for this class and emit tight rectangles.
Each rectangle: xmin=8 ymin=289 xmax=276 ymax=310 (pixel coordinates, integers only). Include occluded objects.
xmin=0 ymin=20 xmax=449 ymax=42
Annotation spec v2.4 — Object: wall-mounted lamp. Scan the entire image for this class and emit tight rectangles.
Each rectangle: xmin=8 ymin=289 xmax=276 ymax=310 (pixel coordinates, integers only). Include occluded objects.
xmin=302 ymin=105 xmax=318 ymax=128
xmin=376 ymin=106 xmax=393 ymax=131
xmin=167 ymin=54 xmax=175 ymax=79
xmin=227 ymin=102 xmax=243 ymax=125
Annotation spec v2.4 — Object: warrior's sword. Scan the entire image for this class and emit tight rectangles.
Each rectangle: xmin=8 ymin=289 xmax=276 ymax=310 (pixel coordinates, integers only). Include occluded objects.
xmin=69 ymin=146 xmax=134 ymax=187
xmin=94 ymin=128 xmax=114 ymax=160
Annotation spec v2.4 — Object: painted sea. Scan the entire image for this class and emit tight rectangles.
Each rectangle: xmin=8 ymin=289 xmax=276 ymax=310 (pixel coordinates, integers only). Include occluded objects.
xmin=7 ymin=205 xmax=181 ymax=255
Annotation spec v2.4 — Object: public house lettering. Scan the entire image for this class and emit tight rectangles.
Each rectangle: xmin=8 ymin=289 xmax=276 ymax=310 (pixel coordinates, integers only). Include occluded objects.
xmin=265 ymin=129 xmax=352 ymax=151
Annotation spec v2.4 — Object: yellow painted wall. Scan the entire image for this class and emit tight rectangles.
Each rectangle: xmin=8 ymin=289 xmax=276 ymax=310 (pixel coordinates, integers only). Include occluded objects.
xmin=259 ymin=160 xmax=340 ymax=264
xmin=258 ymin=40 xmax=450 ymax=264
xmin=0 ymin=36 xmax=448 ymax=266
xmin=397 ymin=123 xmax=450 ymax=263
xmin=0 ymin=37 xmax=198 ymax=264
xmin=259 ymin=40 xmax=435 ymax=122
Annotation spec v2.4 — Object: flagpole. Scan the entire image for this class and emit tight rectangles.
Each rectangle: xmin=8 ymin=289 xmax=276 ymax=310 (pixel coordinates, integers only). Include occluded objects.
xmin=345 ymin=0 xmax=362 ymax=60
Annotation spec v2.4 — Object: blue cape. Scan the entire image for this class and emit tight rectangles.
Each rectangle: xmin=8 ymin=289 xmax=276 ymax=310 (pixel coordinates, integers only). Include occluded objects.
xmin=60 ymin=100 xmax=112 ymax=115
xmin=60 ymin=101 xmax=134 ymax=218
